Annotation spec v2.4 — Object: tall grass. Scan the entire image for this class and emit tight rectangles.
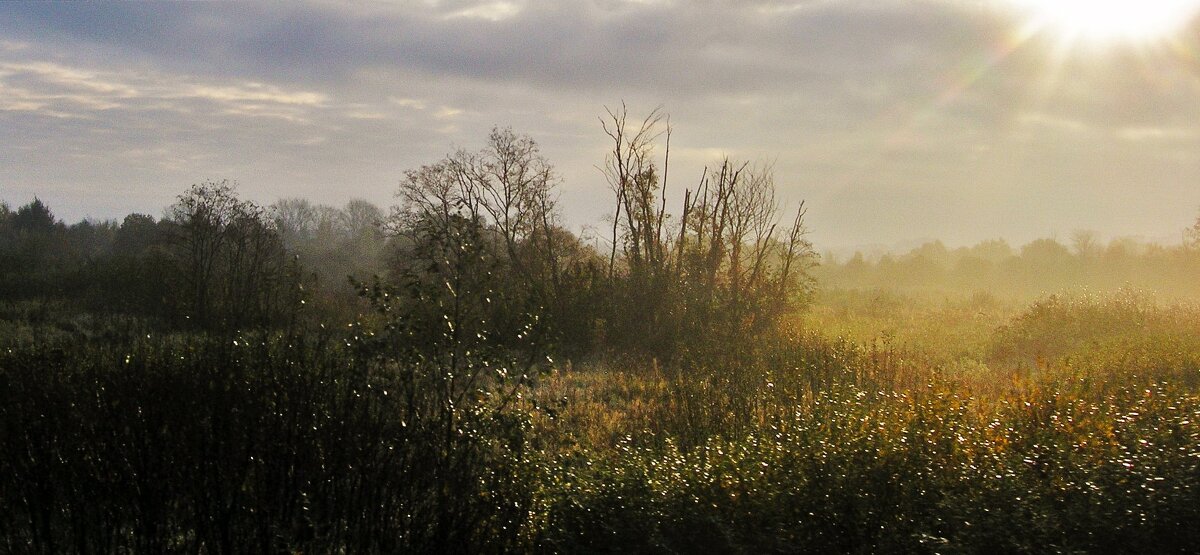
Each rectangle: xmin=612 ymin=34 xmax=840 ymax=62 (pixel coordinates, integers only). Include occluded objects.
xmin=0 ymin=332 xmax=537 ymax=553
xmin=535 ymin=378 xmax=1200 ymax=553
xmin=4 ymin=290 xmax=1200 ymax=553
xmin=530 ymin=290 xmax=1200 ymax=552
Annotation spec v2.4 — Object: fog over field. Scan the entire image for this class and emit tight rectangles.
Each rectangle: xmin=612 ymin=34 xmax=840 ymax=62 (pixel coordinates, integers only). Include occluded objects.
xmin=3 ymin=0 xmax=1199 ymax=250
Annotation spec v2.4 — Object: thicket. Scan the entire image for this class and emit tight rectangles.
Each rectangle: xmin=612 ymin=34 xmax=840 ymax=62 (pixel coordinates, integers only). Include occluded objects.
xmin=1 ymin=109 xmax=818 ymax=361
xmin=531 ymin=294 xmax=1200 ymax=553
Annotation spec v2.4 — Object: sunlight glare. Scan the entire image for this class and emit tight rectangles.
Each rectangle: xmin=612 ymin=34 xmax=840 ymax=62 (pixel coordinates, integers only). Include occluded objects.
xmin=1009 ymin=0 xmax=1200 ymax=42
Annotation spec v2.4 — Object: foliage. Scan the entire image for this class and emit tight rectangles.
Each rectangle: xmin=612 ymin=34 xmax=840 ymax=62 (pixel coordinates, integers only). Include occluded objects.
xmin=166 ymin=180 xmax=302 ymax=329
xmin=0 ymin=187 xmax=306 ymax=330
xmin=989 ymin=289 xmax=1200 ymax=370
xmin=388 ymin=127 xmax=608 ymax=355
xmin=536 ymin=378 xmax=1200 ymax=554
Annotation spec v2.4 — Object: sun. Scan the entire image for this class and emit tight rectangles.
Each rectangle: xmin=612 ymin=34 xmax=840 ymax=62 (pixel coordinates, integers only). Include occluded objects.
xmin=1008 ymin=0 xmax=1200 ymax=43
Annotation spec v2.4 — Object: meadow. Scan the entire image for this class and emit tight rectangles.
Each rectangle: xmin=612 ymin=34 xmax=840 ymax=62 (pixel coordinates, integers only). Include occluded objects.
xmin=4 ymin=285 xmax=1200 ymax=553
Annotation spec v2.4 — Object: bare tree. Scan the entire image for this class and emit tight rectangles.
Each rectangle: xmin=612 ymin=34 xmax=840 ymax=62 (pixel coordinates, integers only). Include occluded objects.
xmin=169 ymin=180 xmax=246 ymax=325
xmin=599 ymin=103 xmax=670 ymax=279
xmin=272 ymin=197 xmax=317 ymax=248
xmin=597 ymin=105 xmax=819 ymax=354
xmin=677 ymin=159 xmax=815 ymax=336
xmin=387 ymin=128 xmax=571 ymax=349
xmin=1072 ymin=229 xmax=1100 ymax=258
xmin=341 ymin=199 xmax=384 ymax=242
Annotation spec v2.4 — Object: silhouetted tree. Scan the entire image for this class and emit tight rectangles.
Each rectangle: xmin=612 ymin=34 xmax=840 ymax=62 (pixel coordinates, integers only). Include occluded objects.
xmin=0 ymin=198 xmax=68 ymax=300
xmin=1072 ymin=229 xmax=1100 ymax=258
xmin=271 ymin=197 xmax=318 ymax=249
xmin=675 ymin=158 xmax=816 ymax=347
xmin=12 ymin=198 xmax=56 ymax=233
xmin=388 ymin=128 xmax=578 ymax=350
xmin=168 ymin=181 xmax=298 ymax=329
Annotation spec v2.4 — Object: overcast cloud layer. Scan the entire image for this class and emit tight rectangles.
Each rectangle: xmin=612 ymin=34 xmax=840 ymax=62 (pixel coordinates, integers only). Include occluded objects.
xmin=2 ymin=0 xmax=1199 ymax=250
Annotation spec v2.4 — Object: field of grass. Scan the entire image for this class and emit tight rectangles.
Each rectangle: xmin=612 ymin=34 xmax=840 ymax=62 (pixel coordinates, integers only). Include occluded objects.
xmin=3 ymin=287 xmax=1200 ymax=552
xmin=527 ymin=287 xmax=1200 ymax=552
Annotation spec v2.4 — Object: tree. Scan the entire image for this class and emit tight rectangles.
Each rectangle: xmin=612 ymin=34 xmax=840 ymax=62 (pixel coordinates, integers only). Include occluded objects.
xmin=168 ymin=181 xmax=297 ymax=329
xmin=341 ymin=199 xmax=384 ymax=242
xmin=112 ymin=214 xmax=160 ymax=255
xmin=0 ymin=198 xmax=70 ymax=300
xmin=1072 ymin=229 xmax=1100 ymax=258
xmin=598 ymin=105 xmax=818 ymax=357
xmin=676 ymin=158 xmax=816 ymax=344
xmin=597 ymin=105 xmax=677 ymax=351
xmin=970 ymin=238 xmax=1014 ymax=264
xmin=600 ymin=103 xmax=670 ymax=280
xmin=271 ymin=197 xmax=318 ymax=248
xmin=388 ymin=128 xmax=570 ymax=349
xmin=462 ymin=128 xmax=557 ymax=273
xmin=12 ymin=198 xmax=57 ymax=233
xmin=83 ymin=213 xmax=174 ymax=316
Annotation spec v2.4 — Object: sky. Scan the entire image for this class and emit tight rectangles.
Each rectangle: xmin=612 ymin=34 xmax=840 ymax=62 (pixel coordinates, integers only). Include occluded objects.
xmin=2 ymin=0 xmax=1199 ymax=252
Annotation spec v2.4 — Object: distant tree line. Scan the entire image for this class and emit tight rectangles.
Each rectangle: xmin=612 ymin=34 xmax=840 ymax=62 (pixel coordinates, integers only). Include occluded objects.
xmin=818 ymin=228 xmax=1200 ymax=299
xmin=1 ymin=107 xmax=818 ymax=361
xmin=1 ymin=184 xmax=301 ymax=330
xmin=8 ymin=109 xmax=1199 ymax=352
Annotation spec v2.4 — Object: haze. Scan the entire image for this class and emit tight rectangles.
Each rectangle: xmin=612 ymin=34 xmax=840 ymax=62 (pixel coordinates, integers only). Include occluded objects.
xmin=2 ymin=0 xmax=1199 ymax=251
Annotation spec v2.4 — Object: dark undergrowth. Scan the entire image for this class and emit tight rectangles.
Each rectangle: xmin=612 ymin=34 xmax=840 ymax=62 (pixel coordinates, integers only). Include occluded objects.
xmin=3 ymin=291 xmax=1200 ymax=553
xmin=0 ymin=332 xmax=537 ymax=554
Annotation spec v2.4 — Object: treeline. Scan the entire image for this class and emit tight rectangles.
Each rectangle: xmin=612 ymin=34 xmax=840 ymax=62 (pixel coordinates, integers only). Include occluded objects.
xmin=1 ymin=107 xmax=817 ymax=361
xmin=1 ymin=186 xmax=304 ymax=330
xmin=819 ymin=231 xmax=1200 ymax=299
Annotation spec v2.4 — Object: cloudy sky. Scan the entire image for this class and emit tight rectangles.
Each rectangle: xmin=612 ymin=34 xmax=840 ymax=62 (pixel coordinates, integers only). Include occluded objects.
xmin=2 ymin=0 xmax=1199 ymax=251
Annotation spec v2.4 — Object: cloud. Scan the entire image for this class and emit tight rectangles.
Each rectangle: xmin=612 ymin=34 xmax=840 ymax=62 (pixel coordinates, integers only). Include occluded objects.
xmin=1016 ymin=111 xmax=1091 ymax=134
xmin=1115 ymin=127 xmax=1199 ymax=142
xmin=0 ymin=60 xmax=329 ymax=123
xmin=0 ymin=0 xmax=1198 ymax=246
xmin=442 ymin=0 xmax=526 ymax=20
xmin=0 ymin=1 xmax=997 ymax=97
